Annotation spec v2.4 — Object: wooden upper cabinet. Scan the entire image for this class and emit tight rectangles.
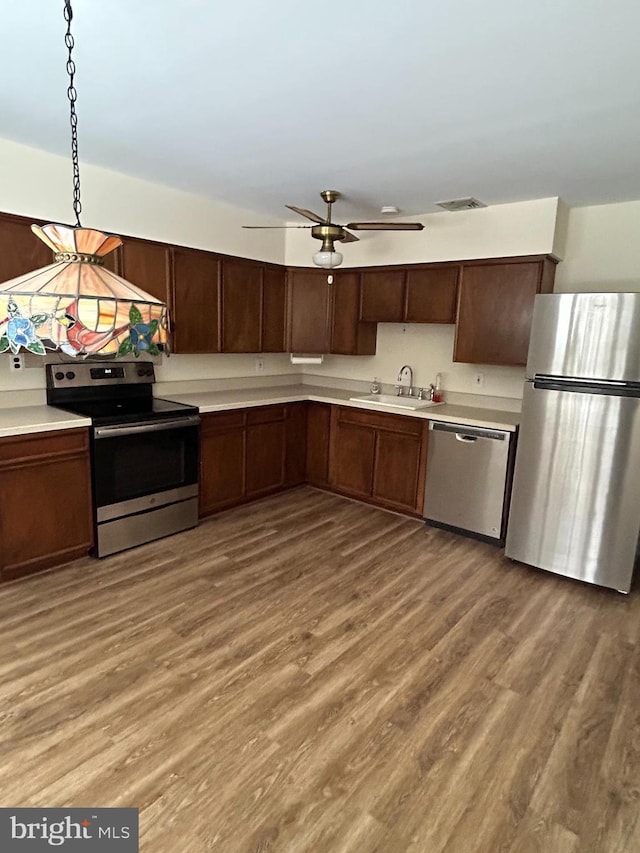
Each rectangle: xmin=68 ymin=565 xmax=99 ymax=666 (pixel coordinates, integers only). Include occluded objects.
xmin=359 ymin=269 xmax=406 ymax=322
xmin=287 ymin=269 xmax=331 ymax=353
xmin=330 ymin=271 xmax=376 ymax=355
xmin=262 ymin=265 xmax=286 ymax=352
xmin=405 ymin=266 xmax=459 ymax=323
xmin=119 ymin=237 xmax=171 ymax=303
xmin=0 ymin=212 xmax=52 ymax=281
xmin=221 ymin=257 xmax=262 ymax=353
xmin=453 ymin=256 xmax=557 ymax=365
xmin=220 ymin=259 xmax=286 ymax=354
xmin=171 ymin=247 xmax=220 ymax=353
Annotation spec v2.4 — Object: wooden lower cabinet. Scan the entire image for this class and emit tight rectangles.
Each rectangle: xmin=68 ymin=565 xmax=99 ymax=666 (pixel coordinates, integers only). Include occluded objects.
xmin=372 ymin=427 xmax=425 ymax=512
xmin=305 ymin=403 xmax=331 ymax=487
xmin=199 ymin=411 xmax=245 ymax=515
xmin=246 ymin=407 xmax=286 ymax=497
xmin=0 ymin=429 xmax=93 ymax=581
xmin=329 ymin=406 xmax=427 ymax=514
xmin=199 ymin=403 xmax=301 ymax=517
xmin=330 ymin=419 xmax=375 ymax=498
xmin=285 ymin=403 xmax=307 ymax=486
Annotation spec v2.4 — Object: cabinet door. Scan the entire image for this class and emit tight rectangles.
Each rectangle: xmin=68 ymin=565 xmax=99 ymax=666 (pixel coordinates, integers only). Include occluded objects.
xmin=454 ymin=258 xmax=555 ymax=365
xmin=172 ymin=247 xmax=220 ymax=353
xmin=306 ymin=402 xmax=331 ymax=487
xmin=372 ymin=428 xmax=423 ymax=512
xmin=330 ymin=271 xmax=377 ymax=355
xmin=0 ymin=430 xmax=93 ymax=581
xmin=221 ymin=257 xmax=262 ymax=352
xmin=262 ymin=266 xmax=286 ymax=352
xmin=359 ymin=269 xmax=406 ymax=322
xmin=0 ymin=212 xmax=52 ymax=281
xmin=287 ymin=270 xmax=330 ymax=353
xmin=245 ymin=407 xmax=286 ymax=496
xmin=199 ymin=412 xmax=245 ymax=516
xmin=284 ymin=403 xmax=307 ymax=486
xmin=329 ymin=411 xmax=375 ymax=498
xmin=405 ymin=266 xmax=459 ymax=323
xmin=120 ymin=238 xmax=171 ymax=303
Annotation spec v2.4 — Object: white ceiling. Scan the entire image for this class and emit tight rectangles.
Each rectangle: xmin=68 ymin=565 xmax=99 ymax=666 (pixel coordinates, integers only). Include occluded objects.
xmin=2 ymin=1 xmax=640 ymax=222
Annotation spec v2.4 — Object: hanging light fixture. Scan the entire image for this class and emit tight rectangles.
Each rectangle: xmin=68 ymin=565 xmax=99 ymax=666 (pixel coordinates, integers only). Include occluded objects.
xmin=0 ymin=1 xmax=168 ymax=359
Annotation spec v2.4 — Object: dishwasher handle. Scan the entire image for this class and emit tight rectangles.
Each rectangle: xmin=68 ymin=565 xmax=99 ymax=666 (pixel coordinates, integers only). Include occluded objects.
xmin=429 ymin=421 xmax=509 ymax=441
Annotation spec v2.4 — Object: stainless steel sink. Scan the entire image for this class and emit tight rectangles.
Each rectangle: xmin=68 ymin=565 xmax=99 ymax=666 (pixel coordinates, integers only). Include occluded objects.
xmin=349 ymin=394 xmax=442 ymax=411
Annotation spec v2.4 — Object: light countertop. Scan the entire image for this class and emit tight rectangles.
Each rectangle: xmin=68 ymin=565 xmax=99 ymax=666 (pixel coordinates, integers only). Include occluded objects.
xmin=0 ymin=406 xmax=91 ymax=438
xmin=0 ymin=383 xmax=519 ymax=438
xmin=163 ymin=384 xmax=520 ymax=431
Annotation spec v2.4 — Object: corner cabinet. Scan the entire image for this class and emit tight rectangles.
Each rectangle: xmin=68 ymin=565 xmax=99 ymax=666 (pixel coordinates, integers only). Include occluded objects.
xmin=199 ymin=403 xmax=306 ymax=517
xmin=453 ymin=256 xmax=557 ymax=365
xmin=286 ymin=269 xmax=376 ymax=355
xmin=0 ymin=429 xmax=93 ymax=581
xmin=328 ymin=406 xmax=428 ymax=515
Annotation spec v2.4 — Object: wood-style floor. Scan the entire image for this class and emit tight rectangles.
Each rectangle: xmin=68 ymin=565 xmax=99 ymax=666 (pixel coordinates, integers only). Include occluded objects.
xmin=1 ymin=487 xmax=639 ymax=852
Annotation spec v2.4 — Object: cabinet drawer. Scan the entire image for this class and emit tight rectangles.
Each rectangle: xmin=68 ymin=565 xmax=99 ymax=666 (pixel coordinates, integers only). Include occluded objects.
xmin=200 ymin=411 xmax=246 ymax=434
xmin=337 ymin=406 xmax=423 ymax=436
xmin=246 ymin=405 xmax=287 ymax=425
xmin=0 ymin=428 xmax=89 ymax=465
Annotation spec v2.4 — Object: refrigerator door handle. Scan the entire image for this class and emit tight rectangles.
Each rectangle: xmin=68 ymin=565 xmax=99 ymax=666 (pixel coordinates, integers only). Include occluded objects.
xmin=533 ymin=376 xmax=640 ymax=396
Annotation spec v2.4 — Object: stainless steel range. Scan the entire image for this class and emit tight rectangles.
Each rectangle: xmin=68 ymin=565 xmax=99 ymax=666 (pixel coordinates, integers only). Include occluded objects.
xmin=47 ymin=362 xmax=200 ymax=557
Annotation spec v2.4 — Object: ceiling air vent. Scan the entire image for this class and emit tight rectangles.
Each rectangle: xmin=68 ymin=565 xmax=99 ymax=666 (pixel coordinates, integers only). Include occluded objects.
xmin=436 ymin=197 xmax=488 ymax=212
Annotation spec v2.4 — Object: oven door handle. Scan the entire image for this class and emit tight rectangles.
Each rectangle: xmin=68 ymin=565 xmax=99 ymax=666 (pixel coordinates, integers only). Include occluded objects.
xmin=94 ymin=415 xmax=200 ymax=439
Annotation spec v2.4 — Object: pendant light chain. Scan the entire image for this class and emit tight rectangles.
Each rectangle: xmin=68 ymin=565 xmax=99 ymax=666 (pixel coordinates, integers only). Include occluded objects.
xmin=64 ymin=0 xmax=82 ymax=227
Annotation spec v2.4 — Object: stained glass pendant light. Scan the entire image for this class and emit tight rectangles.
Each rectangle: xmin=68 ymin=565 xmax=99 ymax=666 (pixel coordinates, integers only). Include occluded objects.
xmin=0 ymin=1 xmax=168 ymax=359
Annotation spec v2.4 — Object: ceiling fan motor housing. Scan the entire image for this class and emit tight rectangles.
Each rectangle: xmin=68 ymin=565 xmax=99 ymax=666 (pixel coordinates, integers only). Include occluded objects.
xmin=311 ymin=223 xmax=346 ymax=252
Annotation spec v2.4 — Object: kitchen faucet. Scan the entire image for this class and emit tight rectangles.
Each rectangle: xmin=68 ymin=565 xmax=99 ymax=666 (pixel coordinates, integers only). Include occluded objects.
xmin=396 ymin=364 xmax=413 ymax=396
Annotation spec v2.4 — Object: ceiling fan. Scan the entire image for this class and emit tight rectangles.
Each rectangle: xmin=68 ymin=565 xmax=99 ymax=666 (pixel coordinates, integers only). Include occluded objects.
xmin=243 ymin=190 xmax=424 ymax=269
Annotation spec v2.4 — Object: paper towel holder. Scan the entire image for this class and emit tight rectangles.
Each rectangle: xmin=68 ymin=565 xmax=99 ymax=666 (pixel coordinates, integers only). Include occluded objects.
xmin=290 ymin=354 xmax=324 ymax=365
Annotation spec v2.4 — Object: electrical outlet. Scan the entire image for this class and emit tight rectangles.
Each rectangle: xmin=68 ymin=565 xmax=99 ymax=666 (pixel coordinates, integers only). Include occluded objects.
xmin=255 ymin=357 xmax=265 ymax=374
xmin=10 ymin=354 xmax=25 ymax=371
xmin=474 ymin=372 xmax=484 ymax=388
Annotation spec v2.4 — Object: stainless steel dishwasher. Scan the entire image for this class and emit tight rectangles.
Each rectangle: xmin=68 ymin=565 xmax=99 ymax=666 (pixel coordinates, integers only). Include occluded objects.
xmin=423 ymin=421 xmax=515 ymax=543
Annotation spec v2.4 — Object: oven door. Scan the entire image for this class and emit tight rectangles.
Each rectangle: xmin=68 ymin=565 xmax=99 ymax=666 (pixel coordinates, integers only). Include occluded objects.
xmin=92 ymin=414 xmax=200 ymax=556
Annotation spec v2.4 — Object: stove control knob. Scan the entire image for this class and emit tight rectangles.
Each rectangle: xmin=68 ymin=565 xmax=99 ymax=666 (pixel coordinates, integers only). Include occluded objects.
xmin=145 ymin=368 xmax=153 ymax=376
xmin=65 ymin=371 xmax=76 ymax=380
xmin=137 ymin=368 xmax=146 ymax=376
xmin=54 ymin=371 xmax=65 ymax=381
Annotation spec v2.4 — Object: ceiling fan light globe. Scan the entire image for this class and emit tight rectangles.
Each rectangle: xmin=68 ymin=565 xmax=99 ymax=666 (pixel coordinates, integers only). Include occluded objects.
xmin=312 ymin=250 xmax=343 ymax=269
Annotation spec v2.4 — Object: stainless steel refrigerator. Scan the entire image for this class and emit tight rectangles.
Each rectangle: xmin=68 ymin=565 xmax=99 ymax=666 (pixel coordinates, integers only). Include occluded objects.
xmin=505 ymin=292 xmax=640 ymax=593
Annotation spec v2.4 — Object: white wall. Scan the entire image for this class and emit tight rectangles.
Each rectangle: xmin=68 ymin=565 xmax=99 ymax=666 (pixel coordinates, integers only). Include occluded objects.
xmin=0 ymin=137 xmax=286 ymax=260
xmin=315 ymin=324 xmax=526 ymax=400
xmin=284 ymin=197 xmax=561 ymax=268
xmin=554 ymin=200 xmax=640 ymax=293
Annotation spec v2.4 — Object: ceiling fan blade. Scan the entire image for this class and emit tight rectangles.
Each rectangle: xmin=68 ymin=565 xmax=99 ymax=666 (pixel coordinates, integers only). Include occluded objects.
xmin=346 ymin=222 xmax=425 ymax=231
xmin=285 ymin=205 xmax=326 ymax=224
xmin=340 ymin=229 xmax=360 ymax=243
xmin=242 ymin=224 xmax=313 ymax=229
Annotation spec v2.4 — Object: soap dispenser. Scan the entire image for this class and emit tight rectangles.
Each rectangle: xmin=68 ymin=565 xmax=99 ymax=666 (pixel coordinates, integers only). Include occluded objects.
xmin=432 ymin=373 xmax=443 ymax=403
xmin=370 ymin=377 xmax=381 ymax=394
